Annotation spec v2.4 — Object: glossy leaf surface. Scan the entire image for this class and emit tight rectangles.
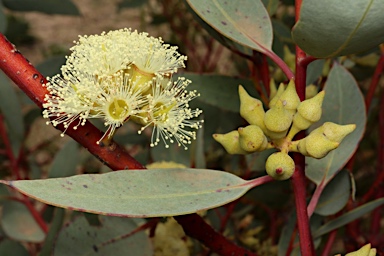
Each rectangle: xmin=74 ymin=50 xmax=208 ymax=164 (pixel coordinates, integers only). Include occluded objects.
xmin=1 ymin=169 xmax=253 ymax=217
xmin=306 ymin=64 xmax=366 ymax=185
xmin=186 ymin=0 xmax=273 ymax=53
xmin=292 ymin=0 xmax=384 ymax=58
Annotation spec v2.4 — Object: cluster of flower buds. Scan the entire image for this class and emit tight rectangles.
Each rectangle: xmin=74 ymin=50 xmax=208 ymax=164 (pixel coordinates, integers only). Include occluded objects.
xmin=213 ymin=80 xmax=356 ymax=180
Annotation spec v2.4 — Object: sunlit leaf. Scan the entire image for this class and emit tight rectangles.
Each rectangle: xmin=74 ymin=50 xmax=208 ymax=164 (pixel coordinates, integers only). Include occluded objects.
xmin=186 ymin=0 xmax=273 ymax=54
xmin=2 ymin=0 xmax=80 ymax=15
xmin=292 ymin=0 xmax=384 ymax=58
xmin=54 ymin=216 xmax=152 ymax=256
xmin=1 ymin=201 xmax=45 ymax=242
xmin=313 ymin=197 xmax=384 ymax=238
xmin=306 ymin=63 xmax=366 ymax=185
xmin=0 ymin=169 xmax=254 ymax=217
xmin=314 ymin=170 xmax=351 ymax=216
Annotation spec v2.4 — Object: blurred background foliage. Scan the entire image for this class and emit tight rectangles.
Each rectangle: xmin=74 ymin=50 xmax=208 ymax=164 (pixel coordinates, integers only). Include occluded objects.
xmin=0 ymin=0 xmax=382 ymax=255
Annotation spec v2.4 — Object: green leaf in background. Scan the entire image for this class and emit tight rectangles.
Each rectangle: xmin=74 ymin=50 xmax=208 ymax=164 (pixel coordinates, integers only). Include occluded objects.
xmin=0 ymin=169 xmax=254 ymax=217
xmin=39 ymin=208 xmax=65 ymax=256
xmin=292 ymin=0 xmax=384 ymax=58
xmin=0 ymin=72 xmax=25 ymax=156
xmin=54 ymin=216 xmax=152 ymax=256
xmin=306 ymin=63 xmax=366 ymax=185
xmin=1 ymin=201 xmax=45 ymax=242
xmin=48 ymin=140 xmax=79 ymax=178
xmin=186 ymin=0 xmax=273 ymax=54
xmin=306 ymin=59 xmax=325 ymax=85
xmin=261 ymin=0 xmax=279 ymax=16
xmin=0 ymin=240 xmax=29 ymax=256
xmin=118 ymin=0 xmax=148 ymax=9
xmin=313 ymin=197 xmax=384 ymax=238
xmin=177 ymin=73 xmax=259 ymax=112
xmin=314 ymin=170 xmax=351 ymax=216
xmin=2 ymin=0 xmax=80 ymax=15
xmin=36 ymin=55 xmax=66 ymax=78
xmin=150 ymin=143 xmax=191 ymax=167
xmin=0 ymin=4 xmax=7 ymax=33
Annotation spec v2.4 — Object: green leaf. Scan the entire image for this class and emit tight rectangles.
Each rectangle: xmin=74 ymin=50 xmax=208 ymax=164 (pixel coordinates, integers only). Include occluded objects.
xmin=306 ymin=59 xmax=325 ymax=85
xmin=118 ymin=0 xmax=148 ymax=9
xmin=292 ymin=0 xmax=384 ymax=58
xmin=261 ymin=0 xmax=279 ymax=16
xmin=313 ymin=197 xmax=384 ymax=238
xmin=39 ymin=208 xmax=65 ymax=256
xmin=1 ymin=169 xmax=254 ymax=217
xmin=177 ymin=73 xmax=259 ymax=112
xmin=49 ymin=140 xmax=79 ymax=178
xmin=0 ymin=240 xmax=29 ymax=256
xmin=306 ymin=63 xmax=366 ymax=185
xmin=150 ymin=143 xmax=191 ymax=167
xmin=186 ymin=0 xmax=273 ymax=54
xmin=0 ymin=71 xmax=25 ymax=156
xmin=1 ymin=201 xmax=45 ymax=242
xmin=0 ymin=4 xmax=7 ymax=33
xmin=314 ymin=170 xmax=351 ymax=216
xmin=54 ymin=215 xmax=152 ymax=256
xmin=36 ymin=55 xmax=66 ymax=78
xmin=2 ymin=0 xmax=80 ymax=15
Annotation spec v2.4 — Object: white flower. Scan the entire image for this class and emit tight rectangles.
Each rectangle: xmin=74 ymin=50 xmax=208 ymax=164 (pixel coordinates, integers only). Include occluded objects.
xmin=43 ymin=70 xmax=147 ymax=144
xmin=138 ymin=77 xmax=203 ymax=150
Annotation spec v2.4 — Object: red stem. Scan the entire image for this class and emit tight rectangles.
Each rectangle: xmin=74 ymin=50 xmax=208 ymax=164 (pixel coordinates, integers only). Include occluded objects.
xmin=0 ymin=33 xmax=254 ymax=256
xmin=365 ymin=53 xmax=384 ymax=111
xmin=307 ymin=181 xmax=326 ymax=217
xmin=0 ymin=115 xmax=21 ymax=179
xmin=321 ymin=230 xmax=337 ymax=256
xmin=264 ymin=49 xmax=294 ymax=80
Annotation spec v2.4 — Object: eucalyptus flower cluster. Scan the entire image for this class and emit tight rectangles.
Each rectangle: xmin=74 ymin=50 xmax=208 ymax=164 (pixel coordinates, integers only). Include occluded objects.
xmin=42 ymin=28 xmax=203 ymax=149
xmin=213 ymin=80 xmax=355 ymax=180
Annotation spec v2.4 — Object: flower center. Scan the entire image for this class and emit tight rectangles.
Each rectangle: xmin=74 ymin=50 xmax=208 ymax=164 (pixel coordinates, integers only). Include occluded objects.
xmin=128 ymin=65 xmax=155 ymax=93
xmin=108 ymin=99 xmax=130 ymax=121
xmin=153 ymin=101 xmax=175 ymax=122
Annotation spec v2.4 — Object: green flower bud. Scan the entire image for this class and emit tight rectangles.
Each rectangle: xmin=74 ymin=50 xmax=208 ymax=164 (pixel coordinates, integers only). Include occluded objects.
xmin=213 ymin=131 xmax=248 ymax=155
xmin=265 ymin=152 xmax=295 ymax=180
xmin=305 ymin=84 xmax=318 ymax=99
xmin=238 ymin=125 xmax=268 ymax=152
xmin=239 ymin=85 xmax=267 ymax=132
xmin=269 ymin=82 xmax=285 ymax=108
xmin=264 ymin=100 xmax=293 ymax=133
xmin=344 ymin=243 xmax=376 ymax=256
xmin=297 ymin=128 xmax=339 ymax=158
xmin=283 ymin=45 xmax=296 ymax=71
xmin=292 ymin=91 xmax=325 ymax=131
xmin=322 ymin=122 xmax=356 ymax=143
xmin=279 ymin=79 xmax=300 ymax=114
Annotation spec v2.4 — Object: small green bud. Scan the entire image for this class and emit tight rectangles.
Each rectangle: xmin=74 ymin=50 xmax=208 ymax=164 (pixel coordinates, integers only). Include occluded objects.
xmin=322 ymin=122 xmax=356 ymax=143
xmin=239 ymin=85 xmax=267 ymax=132
xmin=297 ymin=91 xmax=325 ymax=123
xmin=213 ymin=131 xmax=248 ymax=155
xmin=305 ymin=84 xmax=318 ymax=99
xmin=283 ymin=45 xmax=296 ymax=70
xmin=297 ymin=128 xmax=339 ymax=158
xmin=279 ymin=79 xmax=300 ymax=114
xmin=264 ymin=100 xmax=293 ymax=133
xmin=344 ymin=243 xmax=376 ymax=256
xmin=269 ymin=82 xmax=285 ymax=108
xmin=265 ymin=152 xmax=295 ymax=180
xmin=238 ymin=125 xmax=268 ymax=152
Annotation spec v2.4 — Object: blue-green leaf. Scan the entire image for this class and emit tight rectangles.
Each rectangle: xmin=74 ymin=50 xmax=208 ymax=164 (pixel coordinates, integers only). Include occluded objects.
xmin=49 ymin=140 xmax=79 ymax=178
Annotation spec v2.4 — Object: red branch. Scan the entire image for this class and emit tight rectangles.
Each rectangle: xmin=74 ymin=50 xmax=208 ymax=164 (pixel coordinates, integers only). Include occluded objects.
xmin=365 ymin=53 xmax=384 ymax=111
xmin=0 ymin=33 xmax=255 ymax=256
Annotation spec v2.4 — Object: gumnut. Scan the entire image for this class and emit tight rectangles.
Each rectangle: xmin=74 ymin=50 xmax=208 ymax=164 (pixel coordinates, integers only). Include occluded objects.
xmin=335 ymin=243 xmax=376 ymax=256
xmin=322 ymin=122 xmax=356 ymax=143
xmin=269 ymin=82 xmax=285 ymax=108
xmin=264 ymin=100 xmax=293 ymax=138
xmin=213 ymin=131 xmax=248 ymax=155
xmin=239 ymin=85 xmax=267 ymax=132
xmin=297 ymin=127 xmax=339 ymax=158
xmin=265 ymin=152 xmax=295 ymax=180
xmin=305 ymin=84 xmax=318 ymax=99
xmin=293 ymin=91 xmax=325 ymax=130
xmin=238 ymin=125 xmax=268 ymax=152
xmin=279 ymin=79 xmax=300 ymax=115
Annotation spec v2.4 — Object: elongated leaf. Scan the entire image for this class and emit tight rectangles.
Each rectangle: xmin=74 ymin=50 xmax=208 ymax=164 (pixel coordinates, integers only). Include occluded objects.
xmin=306 ymin=59 xmax=325 ymax=85
xmin=186 ymin=0 xmax=273 ymax=54
xmin=313 ymin=198 xmax=384 ymax=238
xmin=306 ymin=64 xmax=366 ymax=185
xmin=0 ymin=240 xmax=28 ymax=256
xmin=292 ymin=0 xmax=384 ymax=58
xmin=1 ymin=201 xmax=45 ymax=242
xmin=0 ymin=169 xmax=254 ymax=217
xmin=2 ymin=0 xmax=80 ymax=15
xmin=177 ymin=73 xmax=259 ymax=112
xmin=54 ymin=216 xmax=152 ymax=256
xmin=314 ymin=170 xmax=351 ymax=216
xmin=40 ymin=208 xmax=65 ymax=256
xmin=49 ymin=140 xmax=79 ymax=178
xmin=0 ymin=72 xmax=25 ymax=156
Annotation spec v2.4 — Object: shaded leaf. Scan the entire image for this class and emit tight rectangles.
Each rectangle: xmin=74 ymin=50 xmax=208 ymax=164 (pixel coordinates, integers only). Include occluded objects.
xmin=261 ymin=0 xmax=279 ymax=16
xmin=150 ymin=143 xmax=191 ymax=167
xmin=118 ymin=0 xmax=148 ymax=9
xmin=306 ymin=63 xmax=366 ymax=185
xmin=0 ymin=240 xmax=29 ymax=256
xmin=313 ymin=197 xmax=384 ymax=238
xmin=1 ymin=169 xmax=254 ymax=217
xmin=49 ymin=140 xmax=79 ymax=178
xmin=292 ymin=0 xmax=384 ymax=58
xmin=306 ymin=59 xmax=325 ymax=85
xmin=0 ymin=4 xmax=7 ymax=33
xmin=1 ymin=201 xmax=45 ymax=242
xmin=54 ymin=216 xmax=152 ymax=256
xmin=40 ymin=208 xmax=65 ymax=256
xmin=0 ymin=72 xmax=25 ymax=156
xmin=314 ymin=170 xmax=351 ymax=216
xmin=2 ymin=0 xmax=80 ymax=15
xmin=36 ymin=55 xmax=66 ymax=78
xmin=186 ymin=0 xmax=273 ymax=54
